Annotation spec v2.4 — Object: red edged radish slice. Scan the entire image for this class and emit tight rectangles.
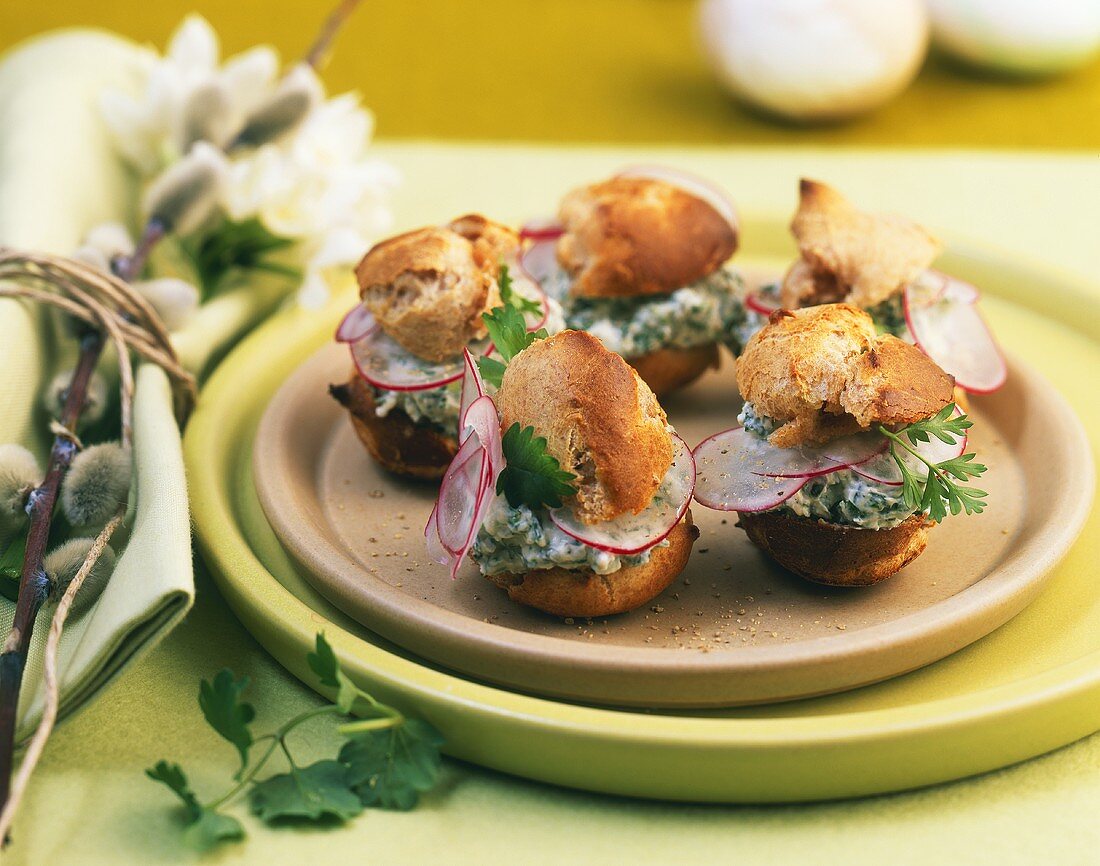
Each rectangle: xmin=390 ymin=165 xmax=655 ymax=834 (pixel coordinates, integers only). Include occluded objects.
xmin=904 ymin=281 xmax=1007 ymax=394
xmin=350 ymin=329 xmax=491 ymax=392
xmin=519 ymin=219 xmax=564 ymax=242
xmin=818 ymin=434 xmax=889 ymax=470
xmin=461 ymin=395 xmax=504 ymax=480
xmin=852 ymin=410 xmax=968 ymax=486
xmin=427 ymin=393 xmax=504 ymax=576
xmin=435 ymin=437 xmax=486 ymax=556
xmin=458 ymin=349 xmax=487 ymax=440
xmin=548 ymin=436 xmax=696 ymax=555
xmin=335 ymin=304 xmax=376 ymax=343
xmin=616 ymin=164 xmax=739 ymax=235
xmin=745 ymin=291 xmax=779 ymax=316
xmin=520 ymin=236 xmax=566 ymax=294
xmin=918 ymin=269 xmax=980 ymax=305
xmin=692 ymin=427 xmax=809 ymax=512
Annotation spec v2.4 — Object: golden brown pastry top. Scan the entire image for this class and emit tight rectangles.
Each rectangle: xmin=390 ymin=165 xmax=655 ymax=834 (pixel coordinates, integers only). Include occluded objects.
xmin=556 ymin=176 xmax=737 ymax=299
xmin=495 ymin=330 xmax=674 ymax=523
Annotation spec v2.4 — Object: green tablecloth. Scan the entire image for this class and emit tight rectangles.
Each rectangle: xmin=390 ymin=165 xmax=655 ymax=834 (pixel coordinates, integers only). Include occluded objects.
xmin=6 ymin=145 xmax=1100 ymax=865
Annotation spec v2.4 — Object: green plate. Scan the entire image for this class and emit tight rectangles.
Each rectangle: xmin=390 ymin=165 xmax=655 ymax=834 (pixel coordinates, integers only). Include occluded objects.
xmin=185 ymin=221 xmax=1100 ymax=802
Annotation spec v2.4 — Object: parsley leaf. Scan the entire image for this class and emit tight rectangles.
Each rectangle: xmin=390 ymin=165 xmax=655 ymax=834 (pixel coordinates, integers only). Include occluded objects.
xmin=879 ymin=403 xmax=988 ymax=524
xmin=184 ymin=808 xmax=246 ymax=852
xmin=483 ymin=304 xmax=545 ymax=365
xmin=250 ymin=760 xmax=363 ymax=823
xmin=145 ymin=760 xmax=244 ymax=852
xmin=476 ymin=356 xmax=509 ymax=389
xmin=199 ymin=669 xmax=256 ymax=776
xmin=340 ymin=719 xmax=445 ymax=811
xmin=146 ymin=760 xmax=202 ymax=819
xmin=496 ymin=423 xmax=578 ymax=509
xmin=307 ymin=633 xmax=358 ymax=714
xmin=499 ymin=263 xmax=542 ymax=317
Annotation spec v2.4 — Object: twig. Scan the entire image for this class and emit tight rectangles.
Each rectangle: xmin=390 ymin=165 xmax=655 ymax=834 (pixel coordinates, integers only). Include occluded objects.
xmin=0 ymin=514 xmax=123 ymax=842
xmin=304 ymin=0 xmax=363 ymax=70
xmin=0 ymin=331 xmax=103 ymax=813
xmin=0 ymin=247 xmax=185 ymax=834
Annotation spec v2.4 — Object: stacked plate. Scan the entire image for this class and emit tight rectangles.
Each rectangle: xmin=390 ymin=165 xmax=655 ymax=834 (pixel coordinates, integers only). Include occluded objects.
xmin=185 ymin=219 xmax=1099 ymax=803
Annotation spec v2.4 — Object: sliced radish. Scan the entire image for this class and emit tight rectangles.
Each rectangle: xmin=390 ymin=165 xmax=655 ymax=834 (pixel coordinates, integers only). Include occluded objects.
xmin=458 ymin=349 xmax=487 ymax=440
xmin=426 ymin=394 xmax=503 ymax=577
xmin=616 ymin=165 xmax=739 ymax=235
xmin=904 ymin=279 xmax=1007 ymax=394
xmin=461 ymin=395 xmax=504 ymax=480
xmin=745 ymin=291 xmax=779 ymax=317
xmin=435 ymin=438 xmax=487 ymax=555
xmin=818 ymin=433 xmax=889 ymax=471
xmin=350 ymin=330 xmax=467 ymax=392
xmin=693 ymin=428 xmax=809 ymax=512
xmin=548 ymin=436 xmax=696 ymax=555
xmin=335 ymin=304 xmax=376 ymax=343
xmin=520 ymin=236 xmax=566 ymax=296
xmin=519 ymin=219 xmax=564 ymax=242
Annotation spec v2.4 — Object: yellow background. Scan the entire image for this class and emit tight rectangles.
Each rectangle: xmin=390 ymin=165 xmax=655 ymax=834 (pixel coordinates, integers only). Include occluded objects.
xmin=2 ymin=0 xmax=1099 ymax=147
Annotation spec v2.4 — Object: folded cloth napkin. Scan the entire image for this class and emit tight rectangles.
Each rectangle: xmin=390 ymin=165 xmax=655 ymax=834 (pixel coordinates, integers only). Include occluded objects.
xmin=0 ymin=31 xmax=291 ymax=740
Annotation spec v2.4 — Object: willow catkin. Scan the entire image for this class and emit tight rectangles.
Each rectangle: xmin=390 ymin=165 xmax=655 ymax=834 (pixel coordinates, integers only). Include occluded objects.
xmin=43 ymin=538 xmax=117 ymax=617
xmin=60 ymin=443 xmax=132 ymax=528
xmin=142 ymin=142 xmax=227 ymax=236
xmin=134 ymin=277 xmax=200 ymax=332
xmin=43 ymin=369 xmax=109 ymax=427
xmin=233 ymin=62 xmax=321 ymax=147
xmin=179 ymin=80 xmax=235 ymax=151
xmin=0 ymin=444 xmax=41 ymax=537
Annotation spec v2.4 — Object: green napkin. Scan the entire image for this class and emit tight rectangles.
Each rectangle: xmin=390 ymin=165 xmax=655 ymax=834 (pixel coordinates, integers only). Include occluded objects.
xmin=0 ymin=30 xmax=290 ymax=740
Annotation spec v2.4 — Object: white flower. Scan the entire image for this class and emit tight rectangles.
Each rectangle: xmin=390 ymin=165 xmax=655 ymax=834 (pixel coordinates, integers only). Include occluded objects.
xmin=100 ymin=15 xmax=279 ymax=174
xmin=224 ymin=91 xmax=399 ymax=307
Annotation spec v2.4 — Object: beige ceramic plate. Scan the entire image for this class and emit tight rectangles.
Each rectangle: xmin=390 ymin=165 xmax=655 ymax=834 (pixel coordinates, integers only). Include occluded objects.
xmin=254 ymin=288 xmax=1089 ymax=709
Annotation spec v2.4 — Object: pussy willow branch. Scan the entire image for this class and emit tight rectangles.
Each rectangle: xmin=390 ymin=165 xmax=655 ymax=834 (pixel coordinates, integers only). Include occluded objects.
xmin=0 ymin=249 xmax=190 ymax=836
xmin=0 ymin=329 xmax=103 ymax=817
xmin=0 ymin=0 xmax=363 ymax=837
xmin=0 ymin=514 xmax=123 ymax=842
xmin=304 ymin=0 xmax=363 ymax=70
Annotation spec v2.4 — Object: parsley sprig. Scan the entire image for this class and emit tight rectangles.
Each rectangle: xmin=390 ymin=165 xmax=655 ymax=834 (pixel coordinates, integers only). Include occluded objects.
xmin=497 ymin=423 xmax=578 ymax=509
xmin=498 ymin=262 xmax=542 ymax=317
xmin=878 ymin=403 xmax=989 ymax=523
xmin=147 ymin=633 xmax=444 ymax=852
xmin=477 ymin=265 xmax=548 ymax=387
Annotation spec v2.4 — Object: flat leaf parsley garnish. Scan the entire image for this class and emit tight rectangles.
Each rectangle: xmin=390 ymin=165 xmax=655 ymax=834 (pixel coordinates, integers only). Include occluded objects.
xmin=498 ymin=263 xmax=542 ymax=317
xmin=497 ymin=423 xmax=578 ymax=509
xmin=147 ymin=633 xmax=444 ymax=853
xmin=477 ymin=265 xmax=548 ymax=388
xmin=877 ymin=403 xmax=989 ymax=523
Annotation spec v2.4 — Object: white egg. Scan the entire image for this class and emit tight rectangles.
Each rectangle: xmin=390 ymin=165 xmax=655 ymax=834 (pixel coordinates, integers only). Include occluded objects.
xmin=927 ymin=0 xmax=1100 ymax=76
xmin=698 ymin=0 xmax=930 ymax=122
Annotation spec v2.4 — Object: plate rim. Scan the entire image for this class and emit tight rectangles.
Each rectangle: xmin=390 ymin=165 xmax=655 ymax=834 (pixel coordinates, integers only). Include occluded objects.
xmin=186 ymin=231 xmax=1100 ymax=801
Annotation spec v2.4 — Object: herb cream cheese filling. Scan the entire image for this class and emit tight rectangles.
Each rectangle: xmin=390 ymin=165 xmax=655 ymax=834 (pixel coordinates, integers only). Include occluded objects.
xmin=740 ymin=282 xmax=911 ymax=346
xmin=371 ymin=297 xmax=566 ymax=434
xmin=470 ymin=445 xmax=684 ymax=576
xmin=553 ymin=268 xmax=748 ymax=358
xmin=469 ymin=496 xmax=663 ymax=577
xmin=738 ymin=402 xmax=916 ymax=531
